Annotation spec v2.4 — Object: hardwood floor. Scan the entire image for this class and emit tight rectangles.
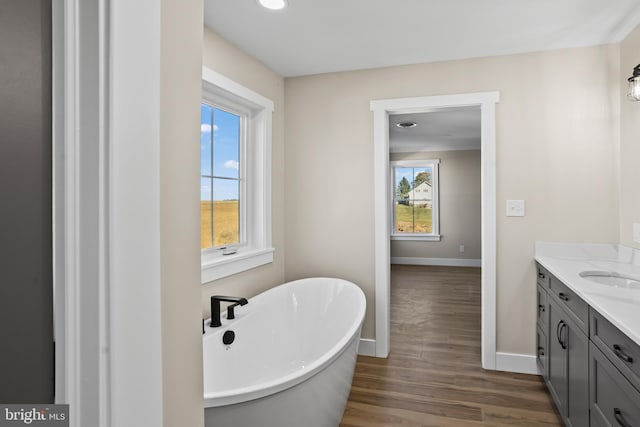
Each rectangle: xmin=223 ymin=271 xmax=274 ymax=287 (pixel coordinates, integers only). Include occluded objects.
xmin=340 ymin=265 xmax=562 ymax=427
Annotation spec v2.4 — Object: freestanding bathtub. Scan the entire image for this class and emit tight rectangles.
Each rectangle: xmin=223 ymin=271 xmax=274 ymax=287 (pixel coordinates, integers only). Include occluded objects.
xmin=203 ymin=277 xmax=366 ymax=427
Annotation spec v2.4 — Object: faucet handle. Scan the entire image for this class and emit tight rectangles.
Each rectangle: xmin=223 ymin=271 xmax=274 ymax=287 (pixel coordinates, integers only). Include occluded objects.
xmin=227 ymin=302 xmax=242 ymax=319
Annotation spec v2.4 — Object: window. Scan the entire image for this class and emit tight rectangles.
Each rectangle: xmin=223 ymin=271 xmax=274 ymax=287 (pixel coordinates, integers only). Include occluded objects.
xmin=391 ymin=159 xmax=440 ymax=241
xmin=200 ymin=67 xmax=274 ymax=283
xmin=200 ymin=104 xmax=241 ymax=249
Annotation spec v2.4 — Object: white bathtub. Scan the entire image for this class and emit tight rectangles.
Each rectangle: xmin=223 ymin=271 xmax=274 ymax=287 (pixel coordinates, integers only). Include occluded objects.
xmin=203 ymin=277 xmax=366 ymax=427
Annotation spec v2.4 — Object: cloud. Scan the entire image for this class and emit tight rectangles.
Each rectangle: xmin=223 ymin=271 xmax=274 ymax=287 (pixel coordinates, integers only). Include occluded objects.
xmin=224 ymin=160 xmax=239 ymax=170
xmin=201 ymin=124 xmax=219 ymax=133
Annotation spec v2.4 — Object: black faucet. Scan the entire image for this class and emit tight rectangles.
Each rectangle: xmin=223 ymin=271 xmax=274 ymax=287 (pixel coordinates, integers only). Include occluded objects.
xmin=210 ymin=296 xmax=248 ymax=327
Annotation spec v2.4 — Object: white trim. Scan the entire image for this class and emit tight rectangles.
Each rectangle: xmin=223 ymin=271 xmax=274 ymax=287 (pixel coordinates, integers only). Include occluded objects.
xmin=371 ymin=91 xmax=499 ymax=368
xmin=55 ymin=1 xmax=111 ymax=425
xmin=202 ymin=67 xmax=274 ymax=112
xmin=56 ymin=1 xmax=165 ymax=426
xmin=201 ymin=67 xmax=274 ymax=283
xmin=391 ymin=235 xmax=441 ymax=242
xmin=357 ymin=339 xmax=377 ymax=357
xmin=372 ymin=107 xmax=391 ymax=357
xmin=202 ymin=248 xmax=274 ymax=282
xmin=109 ymin=0 xmax=164 ymax=425
xmin=495 ymin=352 xmax=539 ymax=375
xmin=391 ymin=257 xmax=482 ymax=267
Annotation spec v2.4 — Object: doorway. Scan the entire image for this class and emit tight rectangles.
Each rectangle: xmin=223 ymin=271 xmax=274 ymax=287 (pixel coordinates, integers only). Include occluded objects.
xmin=370 ymin=92 xmax=499 ymax=369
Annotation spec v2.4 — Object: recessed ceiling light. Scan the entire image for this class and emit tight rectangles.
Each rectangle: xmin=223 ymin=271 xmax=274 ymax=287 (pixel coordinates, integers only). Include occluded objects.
xmin=258 ymin=0 xmax=287 ymax=10
xmin=396 ymin=121 xmax=417 ymax=128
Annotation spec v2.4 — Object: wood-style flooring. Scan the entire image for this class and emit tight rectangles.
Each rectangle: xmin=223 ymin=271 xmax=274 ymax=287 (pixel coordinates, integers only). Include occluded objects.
xmin=340 ymin=265 xmax=563 ymax=426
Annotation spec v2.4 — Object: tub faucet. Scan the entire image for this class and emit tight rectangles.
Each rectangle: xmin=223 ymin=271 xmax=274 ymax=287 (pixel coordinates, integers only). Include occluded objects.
xmin=210 ymin=296 xmax=248 ymax=327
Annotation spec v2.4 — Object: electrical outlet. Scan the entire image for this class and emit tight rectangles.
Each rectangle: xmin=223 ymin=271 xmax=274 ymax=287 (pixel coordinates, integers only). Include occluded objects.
xmin=506 ymin=200 xmax=525 ymax=217
xmin=459 ymin=245 xmax=465 ymax=253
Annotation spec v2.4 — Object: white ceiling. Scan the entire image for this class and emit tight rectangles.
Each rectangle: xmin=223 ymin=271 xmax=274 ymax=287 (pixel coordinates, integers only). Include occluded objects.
xmin=389 ymin=107 xmax=480 ymax=153
xmin=204 ymin=0 xmax=640 ymax=77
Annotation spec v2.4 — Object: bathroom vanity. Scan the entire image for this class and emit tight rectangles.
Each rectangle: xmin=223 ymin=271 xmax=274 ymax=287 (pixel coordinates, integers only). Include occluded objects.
xmin=535 ymin=243 xmax=640 ymax=427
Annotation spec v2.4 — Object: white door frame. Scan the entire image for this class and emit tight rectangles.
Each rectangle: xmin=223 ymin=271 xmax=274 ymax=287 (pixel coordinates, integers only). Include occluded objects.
xmin=53 ymin=1 xmax=165 ymax=425
xmin=371 ymin=92 xmax=499 ymax=369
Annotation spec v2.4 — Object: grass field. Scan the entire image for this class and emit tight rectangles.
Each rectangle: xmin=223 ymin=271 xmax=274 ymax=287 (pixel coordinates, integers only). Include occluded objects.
xmin=395 ymin=203 xmax=433 ymax=233
xmin=201 ymin=200 xmax=239 ymax=249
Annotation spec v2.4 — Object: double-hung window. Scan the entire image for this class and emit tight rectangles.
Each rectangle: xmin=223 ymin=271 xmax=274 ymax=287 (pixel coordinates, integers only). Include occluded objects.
xmin=391 ymin=159 xmax=441 ymax=241
xmin=200 ymin=67 xmax=274 ymax=283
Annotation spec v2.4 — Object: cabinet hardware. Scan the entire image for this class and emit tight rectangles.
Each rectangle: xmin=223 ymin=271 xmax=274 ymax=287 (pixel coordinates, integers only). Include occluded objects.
xmin=613 ymin=344 xmax=634 ymax=364
xmin=614 ymin=408 xmax=631 ymax=427
xmin=537 ymin=346 xmax=545 ymax=356
xmin=538 ymin=272 xmax=545 ymax=279
xmin=558 ymin=292 xmax=570 ymax=301
xmin=538 ymin=304 xmax=545 ymax=313
xmin=556 ymin=321 xmax=567 ymax=350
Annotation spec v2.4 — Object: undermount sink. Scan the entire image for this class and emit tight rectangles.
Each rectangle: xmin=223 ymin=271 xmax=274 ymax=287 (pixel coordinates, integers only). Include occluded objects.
xmin=579 ymin=271 xmax=640 ymax=289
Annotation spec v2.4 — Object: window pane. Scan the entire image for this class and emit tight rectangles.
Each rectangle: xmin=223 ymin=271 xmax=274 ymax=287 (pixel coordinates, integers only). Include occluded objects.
xmin=201 ymin=104 xmax=213 ymax=176
xmin=413 ymin=205 xmax=433 ymax=233
xmin=201 ymin=177 xmax=213 ymax=249
xmin=395 ymin=167 xmax=413 ymax=200
xmin=395 ymin=201 xmax=413 ymax=233
xmin=213 ymin=108 xmax=240 ymax=179
xmin=395 ymin=203 xmax=433 ymax=234
xmin=213 ymin=178 xmax=239 ymax=246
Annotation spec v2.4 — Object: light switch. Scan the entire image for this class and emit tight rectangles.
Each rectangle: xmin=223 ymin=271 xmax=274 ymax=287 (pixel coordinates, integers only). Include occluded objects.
xmin=634 ymin=223 xmax=640 ymax=243
xmin=506 ymin=200 xmax=525 ymax=217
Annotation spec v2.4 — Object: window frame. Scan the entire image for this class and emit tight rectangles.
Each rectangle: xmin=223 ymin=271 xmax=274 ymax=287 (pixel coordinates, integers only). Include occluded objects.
xmin=201 ymin=67 xmax=274 ymax=283
xmin=390 ymin=159 xmax=441 ymax=241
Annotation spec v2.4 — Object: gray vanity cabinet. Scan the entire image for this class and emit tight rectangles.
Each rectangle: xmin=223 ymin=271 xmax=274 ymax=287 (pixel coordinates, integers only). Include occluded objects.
xmin=536 ymin=263 xmax=589 ymax=427
xmin=535 ymin=261 xmax=640 ymax=427
xmin=547 ymin=294 xmax=589 ymax=427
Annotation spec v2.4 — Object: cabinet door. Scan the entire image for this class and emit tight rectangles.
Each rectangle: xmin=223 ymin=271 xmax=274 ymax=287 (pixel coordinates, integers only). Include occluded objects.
xmin=547 ymin=299 xmax=567 ymax=415
xmin=537 ymin=325 xmax=549 ymax=380
xmin=565 ymin=314 xmax=589 ymax=427
xmin=590 ymin=343 xmax=640 ymax=427
xmin=537 ymin=285 xmax=548 ymax=331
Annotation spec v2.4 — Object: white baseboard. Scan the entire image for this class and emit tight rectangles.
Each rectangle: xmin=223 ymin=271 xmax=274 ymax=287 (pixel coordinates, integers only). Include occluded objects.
xmin=359 ymin=341 xmax=539 ymax=375
xmin=495 ymin=352 xmax=539 ymax=375
xmin=357 ymin=339 xmax=376 ymax=357
xmin=391 ymin=257 xmax=482 ymax=267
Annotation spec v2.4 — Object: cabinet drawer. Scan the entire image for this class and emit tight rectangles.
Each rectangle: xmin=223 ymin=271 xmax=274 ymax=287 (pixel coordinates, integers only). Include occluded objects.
xmin=537 ymin=325 xmax=548 ymax=380
xmin=549 ymin=275 xmax=588 ymax=334
xmin=591 ymin=309 xmax=640 ymax=392
xmin=536 ymin=263 xmax=550 ymax=288
xmin=590 ymin=343 xmax=640 ymax=427
xmin=537 ymin=284 xmax=548 ymax=330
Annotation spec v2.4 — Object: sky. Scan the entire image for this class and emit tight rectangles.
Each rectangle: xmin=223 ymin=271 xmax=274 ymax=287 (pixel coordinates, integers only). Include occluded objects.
xmin=200 ymin=104 xmax=240 ymax=201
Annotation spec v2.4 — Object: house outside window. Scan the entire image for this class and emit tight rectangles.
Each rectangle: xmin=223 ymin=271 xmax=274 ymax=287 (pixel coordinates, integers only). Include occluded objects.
xmin=391 ymin=159 xmax=441 ymax=241
xmin=200 ymin=67 xmax=274 ymax=283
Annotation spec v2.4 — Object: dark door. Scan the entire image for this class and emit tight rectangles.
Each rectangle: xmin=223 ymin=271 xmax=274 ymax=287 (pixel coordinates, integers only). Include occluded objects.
xmin=0 ymin=0 xmax=54 ymax=402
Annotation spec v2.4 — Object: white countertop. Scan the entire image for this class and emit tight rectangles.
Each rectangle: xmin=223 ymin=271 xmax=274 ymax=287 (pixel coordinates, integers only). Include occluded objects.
xmin=535 ymin=242 xmax=640 ymax=347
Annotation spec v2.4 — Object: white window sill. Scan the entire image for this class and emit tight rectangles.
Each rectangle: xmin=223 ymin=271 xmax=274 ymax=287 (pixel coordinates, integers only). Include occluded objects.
xmin=391 ymin=234 xmax=441 ymax=242
xmin=201 ymin=247 xmax=274 ymax=283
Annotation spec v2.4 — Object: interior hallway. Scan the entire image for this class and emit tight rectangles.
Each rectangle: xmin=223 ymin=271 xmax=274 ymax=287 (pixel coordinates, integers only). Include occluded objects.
xmin=340 ymin=265 xmax=563 ymax=426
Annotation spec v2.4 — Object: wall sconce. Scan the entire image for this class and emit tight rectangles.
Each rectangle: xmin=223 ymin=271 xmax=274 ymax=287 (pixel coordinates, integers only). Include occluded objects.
xmin=628 ymin=64 xmax=640 ymax=101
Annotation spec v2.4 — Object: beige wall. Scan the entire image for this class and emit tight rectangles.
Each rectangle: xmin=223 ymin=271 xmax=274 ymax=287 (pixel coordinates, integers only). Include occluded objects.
xmin=200 ymin=28 xmax=286 ymax=314
xmin=160 ymin=0 xmax=204 ymax=426
xmin=390 ymin=150 xmax=482 ymax=260
xmin=285 ymin=45 xmax=620 ymax=353
xmin=620 ymin=25 xmax=640 ymax=248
